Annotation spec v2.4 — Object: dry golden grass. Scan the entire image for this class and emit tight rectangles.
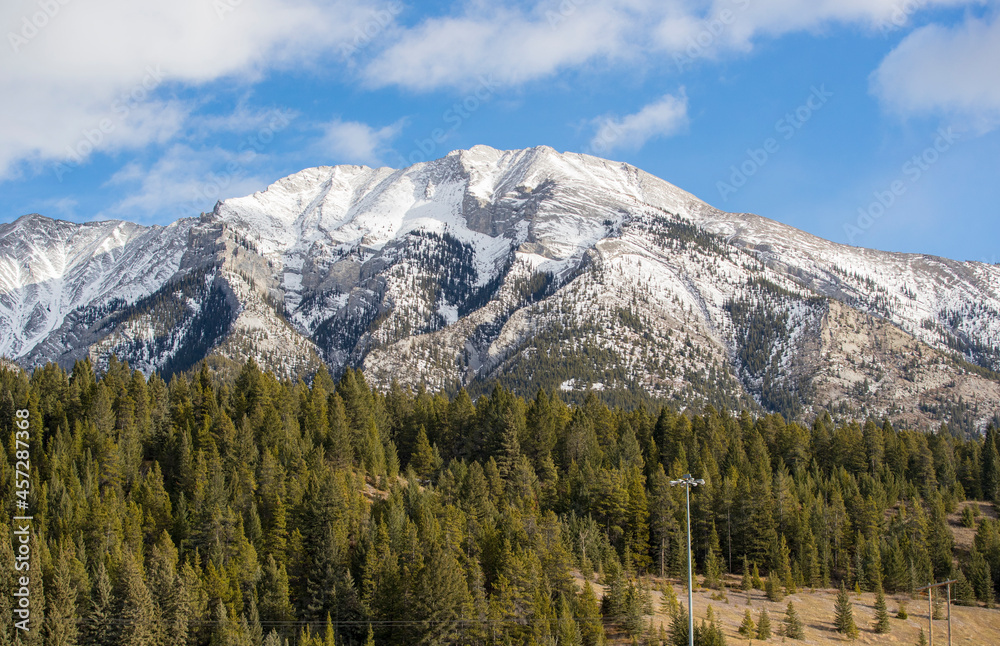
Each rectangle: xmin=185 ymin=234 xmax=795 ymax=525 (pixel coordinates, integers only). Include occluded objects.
xmin=949 ymin=501 xmax=998 ymax=555
xmin=577 ymin=572 xmax=1000 ymax=645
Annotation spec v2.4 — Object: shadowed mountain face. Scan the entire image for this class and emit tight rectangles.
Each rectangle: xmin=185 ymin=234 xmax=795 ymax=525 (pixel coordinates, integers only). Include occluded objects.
xmin=2 ymin=145 xmax=999 ymax=430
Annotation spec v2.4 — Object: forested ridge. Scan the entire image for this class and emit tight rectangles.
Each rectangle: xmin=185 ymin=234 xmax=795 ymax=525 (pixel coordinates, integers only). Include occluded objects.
xmin=2 ymin=357 xmax=1000 ymax=646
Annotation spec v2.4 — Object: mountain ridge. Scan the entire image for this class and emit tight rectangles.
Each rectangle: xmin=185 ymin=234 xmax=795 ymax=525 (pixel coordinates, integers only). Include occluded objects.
xmin=2 ymin=145 xmax=999 ymax=431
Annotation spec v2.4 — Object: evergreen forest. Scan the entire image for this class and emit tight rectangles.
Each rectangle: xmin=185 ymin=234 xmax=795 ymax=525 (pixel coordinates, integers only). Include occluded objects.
xmin=2 ymin=357 xmax=1000 ymax=645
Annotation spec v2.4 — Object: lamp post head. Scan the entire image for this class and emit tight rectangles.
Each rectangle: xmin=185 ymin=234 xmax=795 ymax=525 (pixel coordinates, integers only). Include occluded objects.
xmin=670 ymin=474 xmax=705 ymax=487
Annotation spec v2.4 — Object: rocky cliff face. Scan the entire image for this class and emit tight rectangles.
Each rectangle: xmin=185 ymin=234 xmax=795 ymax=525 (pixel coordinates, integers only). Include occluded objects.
xmin=2 ymin=145 xmax=998 ymax=430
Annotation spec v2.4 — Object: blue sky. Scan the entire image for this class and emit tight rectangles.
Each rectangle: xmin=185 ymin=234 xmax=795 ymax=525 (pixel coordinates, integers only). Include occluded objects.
xmin=2 ymin=0 xmax=998 ymax=262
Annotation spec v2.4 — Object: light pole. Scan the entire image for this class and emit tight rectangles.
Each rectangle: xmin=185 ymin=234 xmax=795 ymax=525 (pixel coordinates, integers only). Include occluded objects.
xmin=671 ymin=473 xmax=705 ymax=646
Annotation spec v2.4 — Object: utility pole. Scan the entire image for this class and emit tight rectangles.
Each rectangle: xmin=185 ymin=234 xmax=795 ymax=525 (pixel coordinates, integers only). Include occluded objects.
xmin=671 ymin=473 xmax=705 ymax=646
xmin=917 ymin=579 xmax=957 ymax=646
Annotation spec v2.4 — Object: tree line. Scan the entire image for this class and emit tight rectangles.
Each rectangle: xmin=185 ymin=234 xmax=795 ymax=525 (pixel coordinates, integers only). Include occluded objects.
xmin=1 ymin=357 xmax=1000 ymax=645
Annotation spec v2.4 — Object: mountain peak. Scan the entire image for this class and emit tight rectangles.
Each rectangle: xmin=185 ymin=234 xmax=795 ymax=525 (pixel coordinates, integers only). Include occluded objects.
xmin=3 ymin=147 xmax=999 ymax=431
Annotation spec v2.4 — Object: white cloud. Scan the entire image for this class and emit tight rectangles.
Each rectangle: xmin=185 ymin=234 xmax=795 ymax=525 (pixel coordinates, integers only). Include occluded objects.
xmin=871 ymin=12 xmax=1000 ymax=131
xmin=363 ymin=3 xmax=631 ymax=90
xmin=588 ymin=93 xmax=689 ymax=153
xmin=363 ymin=0 xmax=981 ymax=91
xmin=321 ymin=118 xmax=403 ymax=166
xmin=0 ymin=0 xmax=391 ymax=177
xmin=711 ymin=0 xmax=977 ymax=44
xmin=101 ymin=145 xmax=272 ymax=222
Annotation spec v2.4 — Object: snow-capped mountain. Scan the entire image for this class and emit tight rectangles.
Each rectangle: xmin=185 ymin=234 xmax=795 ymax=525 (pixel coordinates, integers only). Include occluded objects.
xmin=3 ymin=145 xmax=999 ymax=431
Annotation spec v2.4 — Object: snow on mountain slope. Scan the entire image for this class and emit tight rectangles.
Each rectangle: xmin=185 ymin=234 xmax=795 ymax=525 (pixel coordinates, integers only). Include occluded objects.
xmin=2 ymin=145 xmax=999 ymax=430
xmin=0 ymin=214 xmax=193 ymax=359
xmin=692 ymin=208 xmax=1000 ymax=370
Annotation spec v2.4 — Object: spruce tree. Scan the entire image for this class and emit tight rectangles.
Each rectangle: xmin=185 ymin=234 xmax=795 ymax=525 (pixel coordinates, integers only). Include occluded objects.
xmin=410 ymin=425 xmax=437 ymax=477
xmin=969 ymin=547 xmax=996 ymax=606
xmin=578 ymin=581 xmax=606 ymax=646
xmin=917 ymin=627 xmax=928 ymax=646
xmin=116 ymin=550 xmax=159 ymax=646
xmin=82 ymin=561 xmax=115 ymax=646
xmin=0 ymin=523 xmax=13 ymax=646
xmin=834 ymin=582 xmax=859 ymax=639
xmin=695 ymin=606 xmax=727 ymax=646
xmin=872 ymin=588 xmax=891 ymax=633
xmin=740 ymin=555 xmax=752 ymax=591
xmin=660 ymin=582 xmax=679 ymax=616
xmin=43 ymin=550 xmax=78 ymax=646
xmin=783 ymin=600 xmax=804 ymax=640
xmin=778 ymin=535 xmax=796 ymax=594
xmin=738 ymin=609 xmax=755 ymax=637
xmin=327 ymin=393 xmax=353 ymax=469
xmin=932 ymin=593 xmax=945 ymax=620
xmin=952 ymin=568 xmax=976 ymax=606
xmin=755 ymin=608 xmax=771 ymax=640
xmin=558 ymin=595 xmax=583 ymax=646
xmin=765 ymin=571 xmax=783 ymax=602
xmin=668 ymin=607 xmax=688 ymax=646
xmin=703 ymin=522 xmax=724 ymax=590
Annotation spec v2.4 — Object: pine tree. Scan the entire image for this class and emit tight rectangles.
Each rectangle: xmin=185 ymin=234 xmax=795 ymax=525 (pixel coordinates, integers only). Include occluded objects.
xmin=668 ymin=607 xmax=689 ymax=646
xmin=0 ymin=523 xmax=13 ymax=646
xmin=952 ymin=567 xmax=976 ymax=606
xmin=578 ymin=580 xmax=606 ymax=646
xmin=245 ymin=594 xmax=264 ymax=646
xmin=82 ymin=561 xmax=115 ymax=646
xmin=660 ymin=582 xmax=679 ymax=616
xmin=703 ymin=523 xmax=724 ymax=590
xmin=778 ymin=535 xmax=795 ymax=594
xmin=695 ymin=605 xmax=727 ymax=646
xmin=409 ymin=425 xmax=437 ymax=477
xmin=738 ymin=609 xmax=755 ymax=637
xmin=783 ymin=600 xmax=804 ymax=640
xmin=43 ymin=549 xmax=78 ymax=646
xmin=755 ymin=608 xmax=771 ymax=639
xmin=327 ymin=393 xmax=353 ymax=469
xmin=897 ymin=599 xmax=908 ymax=619
xmin=969 ymin=547 xmax=996 ymax=606
xmin=803 ymin=530 xmax=821 ymax=588
xmin=834 ymin=582 xmax=859 ymax=639
xmin=751 ymin=562 xmax=763 ymax=590
xmin=558 ymin=595 xmax=583 ymax=646
xmin=740 ymin=555 xmax=751 ymax=591
xmin=932 ymin=593 xmax=945 ymax=620
xmin=872 ymin=588 xmax=891 ymax=633
xmin=765 ymin=570 xmax=783 ymax=602
xmin=917 ymin=627 xmax=928 ymax=646
xmin=116 ymin=550 xmax=159 ymax=646
xmin=322 ymin=614 xmax=337 ymax=646
xmin=411 ymin=541 xmax=473 ymax=645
